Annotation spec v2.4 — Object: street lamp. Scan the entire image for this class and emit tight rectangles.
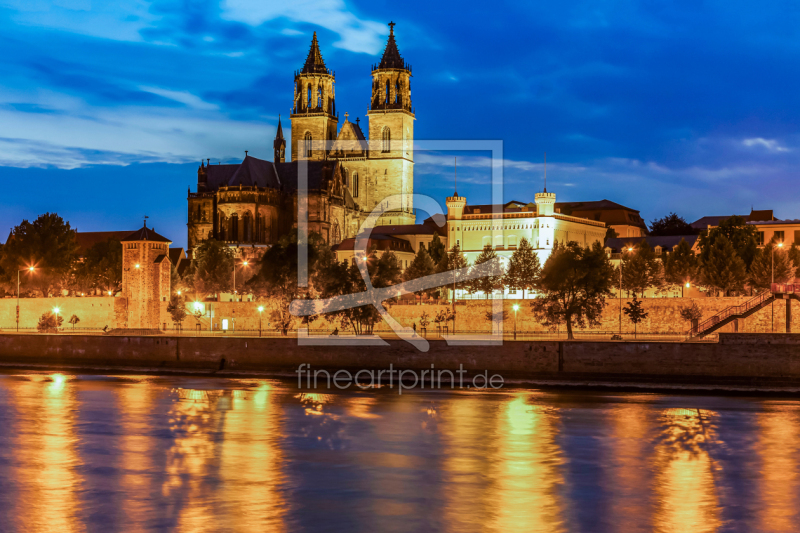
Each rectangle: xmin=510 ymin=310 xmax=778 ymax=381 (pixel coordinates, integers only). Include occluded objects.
xmin=16 ymin=266 xmax=35 ymax=332
xmin=684 ymin=281 xmax=690 ymax=298
xmin=618 ymin=247 xmax=633 ymax=335
xmin=513 ymin=303 xmax=520 ymax=340
xmin=53 ymin=307 xmax=60 ymax=331
xmin=772 ymin=241 xmax=784 ymax=332
xmin=258 ymin=305 xmax=264 ymax=337
xmin=233 ymin=260 xmax=250 ymax=302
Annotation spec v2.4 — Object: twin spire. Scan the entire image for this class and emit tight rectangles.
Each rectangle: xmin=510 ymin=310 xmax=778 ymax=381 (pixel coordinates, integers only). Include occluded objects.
xmin=377 ymin=21 xmax=408 ymax=70
xmin=301 ymin=32 xmax=330 ymax=75
xmin=300 ymin=23 xmax=410 ymax=74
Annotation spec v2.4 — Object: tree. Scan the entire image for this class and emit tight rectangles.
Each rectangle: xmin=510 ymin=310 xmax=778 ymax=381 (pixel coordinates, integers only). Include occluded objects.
xmin=427 ymin=232 xmax=446 ymax=266
xmin=192 ymin=239 xmax=235 ymax=297
xmin=419 ymin=311 xmax=430 ymax=333
xmin=484 ymin=309 xmax=509 ymax=333
xmin=1 ymin=213 xmax=79 ymax=295
xmin=166 ymin=294 xmax=187 ymax=328
xmin=698 ymin=215 xmax=759 ymax=270
xmin=623 ymin=296 xmax=648 ymax=338
xmin=701 ymin=234 xmax=748 ymax=296
xmin=252 ymin=233 xmax=325 ymax=335
xmin=83 ymin=238 xmax=123 ymax=293
xmin=663 ymin=238 xmax=699 ymax=294
xmin=679 ymin=301 xmax=703 ymax=333
xmin=435 ymin=243 xmax=469 ymax=300
xmin=403 ymin=246 xmax=436 ymax=303
xmin=468 ymin=245 xmax=504 ymax=298
xmin=649 ymin=213 xmax=695 ymax=236
xmin=604 ymin=226 xmax=619 ymax=242
xmin=531 ymin=241 xmax=614 ymax=340
xmin=37 ymin=311 xmax=63 ymax=333
xmin=748 ymin=242 xmax=795 ymax=291
xmin=68 ymin=314 xmax=80 ymax=331
xmin=789 ymin=244 xmax=800 ymax=280
xmin=504 ymin=237 xmax=541 ymax=298
xmin=619 ymin=240 xmax=662 ymax=297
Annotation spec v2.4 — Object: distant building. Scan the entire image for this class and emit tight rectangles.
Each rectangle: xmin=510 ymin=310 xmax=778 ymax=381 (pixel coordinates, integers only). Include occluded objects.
xmin=555 ymin=199 xmax=647 ymax=238
xmin=690 ymin=209 xmax=776 ymax=231
xmin=120 ymin=224 xmax=172 ymax=330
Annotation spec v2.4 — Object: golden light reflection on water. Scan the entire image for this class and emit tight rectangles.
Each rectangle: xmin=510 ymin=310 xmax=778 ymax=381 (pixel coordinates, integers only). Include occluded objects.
xmin=11 ymin=374 xmax=83 ymax=533
xmin=117 ymin=382 xmax=155 ymax=533
xmin=489 ymin=395 xmax=565 ymax=533
xmin=164 ymin=383 xmax=287 ymax=532
xmin=757 ymin=405 xmax=800 ymax=531
xmin=653 ymin=408 xmax=721 ymax=533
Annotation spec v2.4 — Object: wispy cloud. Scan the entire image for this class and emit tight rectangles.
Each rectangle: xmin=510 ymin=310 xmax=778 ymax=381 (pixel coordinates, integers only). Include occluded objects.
xmin=139 ymin=86 xmax=219 ymax=111
xmin=220 ymin=0 xmax=387 ymax=54
xmin=742 ymin=137 xmax=791 ymax=153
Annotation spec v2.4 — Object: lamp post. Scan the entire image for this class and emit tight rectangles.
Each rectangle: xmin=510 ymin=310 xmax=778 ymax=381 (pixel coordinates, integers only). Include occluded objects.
xmin=684 ymin=281 xmax=690 ymax=298
xmin=772 ymin=241 xmax=784 ymax=332
xmin=618 ymin=247 xmax=633 ymax=335
xmin=16 ymin=266 xmax=35 ymax=332
xmin=258 ymin=305 xmax=264 ymax=337
xmin=513 ymin=303 xmax=519 ymax=340
xmin=53 ymin=306 xmax=60 ymax=332
xmin=233 ymin=260 xmax=249 ymax=302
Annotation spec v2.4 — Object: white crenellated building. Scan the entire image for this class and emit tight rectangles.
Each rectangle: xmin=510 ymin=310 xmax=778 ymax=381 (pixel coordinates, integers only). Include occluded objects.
xmin=445 ymin=189 xmax=608 ymax=299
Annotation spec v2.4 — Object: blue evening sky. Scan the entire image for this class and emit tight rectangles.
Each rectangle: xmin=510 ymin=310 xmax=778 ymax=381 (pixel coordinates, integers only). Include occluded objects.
xmin=1 ymin=0 xmax=799 ymax=247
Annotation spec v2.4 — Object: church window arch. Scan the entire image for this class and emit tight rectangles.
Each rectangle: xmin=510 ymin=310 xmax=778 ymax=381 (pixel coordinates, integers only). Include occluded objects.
xmin=382 ymin=128 xmax=390 ymax=153
xmin=230 ymin=213 xmax=239 ymax=242
xmin=243 ymin=212 xmax=253 ymax=242
xmin=353 ymin=172 xmax=359 ymax=197
xmin=385 ymin=80 xmax=390 ymax=104
xmin=332 ymin=222 xmax=341 ymax=244
xmin=395 ymin=81 xmax=400 ymax=104
xmin=317 ymin=85 xmax=323 ymax=108
xmin=307 ymin=84 xmax=312 ymax=107
xmin=304 ymin=132 xmax=312 ymax=158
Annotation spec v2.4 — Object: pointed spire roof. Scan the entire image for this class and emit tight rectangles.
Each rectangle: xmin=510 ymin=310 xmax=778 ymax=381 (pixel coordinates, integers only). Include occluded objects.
xmin=301 ymin=32 xmax=330 ymax=74
xmin=378 ymin=22 xmax=407 ymax=70
xmin=275 ymin=115 xmax=284 ymax=140
xmin=121 ymin=224 xmax=171 ymax=243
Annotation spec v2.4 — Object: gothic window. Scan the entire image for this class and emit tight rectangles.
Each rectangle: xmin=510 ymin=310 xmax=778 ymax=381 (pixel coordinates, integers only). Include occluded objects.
xmin=385 ymin=80 xmax=390 ymax=104
xmin=317 ymin=86 xmax=323 ymax=108
xmin=395 ymin=81 xmax=399 ymax=104
xmin=230 ymin=214 xmax=239 ymax=242
xmin=382 ymin=128 xmax=390 ymax=153
xmin=304 ymin=132 xmax=312 ymax=158
xmin=353 ymin=172 xmax=359 ymax=197
xmin=307 ymin=84 xmax=312 ymax=107
xmin=332 ymin=222 xmax=341 ymax=244
xmin=244 ymin=212 xmax=253 ymax=242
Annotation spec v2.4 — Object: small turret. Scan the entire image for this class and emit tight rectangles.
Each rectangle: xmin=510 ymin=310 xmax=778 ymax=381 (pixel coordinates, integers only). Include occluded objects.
xmin=274 ymin=116 xmax=286 ymax=163
xmin=197 ymin=160 xmax=208 ymax=192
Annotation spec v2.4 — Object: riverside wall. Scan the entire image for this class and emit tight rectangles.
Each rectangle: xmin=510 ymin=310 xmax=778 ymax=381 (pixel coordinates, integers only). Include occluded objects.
xmin=2 ymin=295 xmax=798 ymax=335
xmin=1 ymin=333 xmax=800 ymax=383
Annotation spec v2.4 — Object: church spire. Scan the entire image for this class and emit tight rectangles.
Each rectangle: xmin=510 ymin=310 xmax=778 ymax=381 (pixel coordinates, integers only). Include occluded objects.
xmin=377 ymin=22 xmax=408 ymax=70
xmin=301 ymin=32 xmax=330 ymax=74
xmin=274 ymin=115 xmax=286 ymax=163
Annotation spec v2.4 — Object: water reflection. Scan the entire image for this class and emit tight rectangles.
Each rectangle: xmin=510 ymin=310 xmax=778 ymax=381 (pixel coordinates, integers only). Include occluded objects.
xmin=757 ymin=405 xmax=800 ymax=532
xmin=653 ymin=408 xmax=721 ymax=533
xmin=489 ymin=394 xmax=565 ymax=533
xmin=11 ymin=374 xmax=83 ymax=533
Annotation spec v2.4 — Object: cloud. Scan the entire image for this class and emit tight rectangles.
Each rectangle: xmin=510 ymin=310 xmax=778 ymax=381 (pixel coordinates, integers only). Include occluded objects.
xmin=219 ymin=0 xmax=387 ymax=54
xmin=139 ymin=86 xmax=219 ymax=111
xmin=742 ymin=137 xmax=790 ymax=153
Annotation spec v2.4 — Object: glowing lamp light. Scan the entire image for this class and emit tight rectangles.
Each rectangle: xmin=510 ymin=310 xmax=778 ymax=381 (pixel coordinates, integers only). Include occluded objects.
xmin=177 ymin=290 xmax=182 ymax=295
xmin=243 ymin=261 xmax=249 ymax=266
xmin=135 ymin=264 xmax=140 ymax=269
xmin=778 ymin=242 xmax=784 ymax=248
xmin=193 ymin=302 xmax=203 ymax=311
xmin=108 ymin=291 xmax=113 ymax=296
xmin=685 ymin=282 xmax=691 ymax=288
xmin=258 ymin=306 xmax=264 ymax=312
xmin=28 ymin=266 xmax=34 ymax=272
xmin=512 ymin=304 xmax=520 ymax=311
xmin=52 ymin=307 xmax=60 ymax=314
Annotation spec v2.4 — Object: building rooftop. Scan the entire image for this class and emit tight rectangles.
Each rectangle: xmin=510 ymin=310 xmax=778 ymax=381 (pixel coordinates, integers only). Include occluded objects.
xmin=605 ymin=235 xmax=699 ymax=253
xmin=690 ymin=209 xmax=776 ymax=229
xmin=121 ymin=225 xmax=171 ymax=243
xmin=74 ymin=230 xmax=135 ymax=256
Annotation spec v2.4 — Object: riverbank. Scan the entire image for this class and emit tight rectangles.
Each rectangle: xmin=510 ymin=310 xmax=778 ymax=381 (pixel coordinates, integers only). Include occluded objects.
xmin=1 ymin=332 xmax=799 ymax=391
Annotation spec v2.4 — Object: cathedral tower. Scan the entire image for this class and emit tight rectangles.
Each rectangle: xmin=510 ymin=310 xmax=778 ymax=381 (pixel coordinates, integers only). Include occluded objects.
xmin=291 ymin=32 xmax=338 ymax=161
xmin=367 ymin=22 xmax=415 ymax=225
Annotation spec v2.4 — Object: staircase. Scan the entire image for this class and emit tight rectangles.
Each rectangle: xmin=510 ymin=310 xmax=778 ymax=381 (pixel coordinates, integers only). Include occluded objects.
xmin=686 ymin=283 xmax=800 ymax=340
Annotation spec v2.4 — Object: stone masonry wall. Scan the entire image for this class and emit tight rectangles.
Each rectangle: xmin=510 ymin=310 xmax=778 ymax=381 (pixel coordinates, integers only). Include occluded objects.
xmin=0 ymin=296 xmax=119 ymax=331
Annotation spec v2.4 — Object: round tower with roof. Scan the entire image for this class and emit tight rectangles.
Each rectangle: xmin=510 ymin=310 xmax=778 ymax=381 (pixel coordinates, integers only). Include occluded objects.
xmin=120 ymin=223 xmax=172 ymax=330
xmin=290 ymin=32 xmax=338 ymax=161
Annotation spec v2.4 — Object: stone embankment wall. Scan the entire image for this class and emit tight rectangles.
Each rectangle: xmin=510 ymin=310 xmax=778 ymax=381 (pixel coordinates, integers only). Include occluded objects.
xmin=0 ymin=333 xmax=799 ymax=382
xmin=2 ymin=295 xmax=797 ymax=335
xmin=0 ymin=296 xmax=121 ymax=331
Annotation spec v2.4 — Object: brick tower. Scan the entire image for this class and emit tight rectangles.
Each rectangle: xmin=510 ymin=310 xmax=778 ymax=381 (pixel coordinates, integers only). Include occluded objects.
xmin=120 ymin=224 xmax=172 ymax=329
xmin=290 ymin=32 xmax=338 ymax=161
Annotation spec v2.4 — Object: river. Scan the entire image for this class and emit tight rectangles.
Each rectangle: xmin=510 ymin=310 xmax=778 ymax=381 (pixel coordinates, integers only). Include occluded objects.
xmin=0 ymin=371 xmax=798 ymax=532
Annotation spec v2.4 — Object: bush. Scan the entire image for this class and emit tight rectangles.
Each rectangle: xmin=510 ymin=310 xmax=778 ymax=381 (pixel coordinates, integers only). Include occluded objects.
xmin=37 ymin=312 xmax=63 ymax=333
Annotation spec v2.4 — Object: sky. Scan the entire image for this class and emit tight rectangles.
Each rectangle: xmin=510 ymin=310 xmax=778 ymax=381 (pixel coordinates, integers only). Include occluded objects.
xmin=1 ymin=0 xmax=799 ymax=248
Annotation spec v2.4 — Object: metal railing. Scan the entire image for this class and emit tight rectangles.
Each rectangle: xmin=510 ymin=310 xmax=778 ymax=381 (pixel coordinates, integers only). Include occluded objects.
xmin=688 ymin=291 xmax=773 ymax=337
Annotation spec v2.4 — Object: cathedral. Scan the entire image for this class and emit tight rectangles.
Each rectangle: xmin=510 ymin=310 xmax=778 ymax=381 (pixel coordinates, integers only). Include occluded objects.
xmin=187 ymin=23 xmax=415 ymax=260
